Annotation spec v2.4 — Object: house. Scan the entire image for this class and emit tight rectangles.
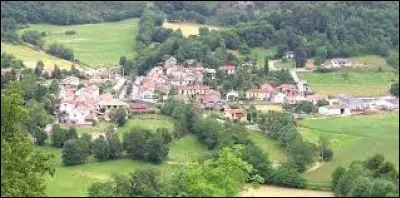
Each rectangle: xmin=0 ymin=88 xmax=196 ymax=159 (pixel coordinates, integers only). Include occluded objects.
xmin=98 ymin=99 xmax=128 ymax=110
xmin=226 ymin=90 xmax=239 ymax=101
xmin=241 ymin=62 xmax=253 ymax=70
xmin=59 ymin=102 xmax=75 ymax=114
xmin=178 ymin=85 xmax=210 ymax=96
xmin=272 ymin=92 xmax=288 ymax=104
xmin=287 ymin=96 xmax=305 ymax=105
xmin=130 ymin=103 xmax=149 ymax=113
xmin=322 ymin=58 xmax=352 ymax=68
xmin=277 ymin=84 xmax=299 ymax=96
xmin=60 ymin=76 xmax=80 ymax=87
xmin=284 ymin=51 xmax=295 ymax=59
xmin=297 ymin=80 xmax=310 ymax=96
xmin=68 ymin=106 xmax=97 ymax=125
xmin=368 ymin=98 xmax=399 ymax=110
xmin=220 ymin=65 xmax=236 ymax=75
xmin=318 ymin=105 xmax=351 ymax=116
xmin=204 ymin=68 xmax=216 ymax=79
xmin=198 ymin=89 xmax=221 ymax=107
xmin=138 ymin=87 xmax=156 ymax=99
xmin=165 ymin=56 xmax=178 ymax=68
xmin=224 ymin=108 xmax=247 ymax=121
xmin=246 ymin=89 xmax=266 ymax=100
xmin=306 ymin=94 xmax=329 ymax=105
xmin=334 ymin=95 xmax=367 ymax=109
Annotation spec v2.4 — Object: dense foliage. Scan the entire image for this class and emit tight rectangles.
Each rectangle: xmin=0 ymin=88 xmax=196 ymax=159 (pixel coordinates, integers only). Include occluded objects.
xmin=62 ymin=139 xmax=90 ymax=166
xmin=1 ymin=52 xmax=25 ymax=69
xmin=1 ymin=1 xmax=146 ymax=25
xmin=332 ymin=154 xmax=399 ymax=197
xmin=123 ymin=128 xmax=171 ymax=164
xmin=1 ymin=82 xmax=55 ymax=196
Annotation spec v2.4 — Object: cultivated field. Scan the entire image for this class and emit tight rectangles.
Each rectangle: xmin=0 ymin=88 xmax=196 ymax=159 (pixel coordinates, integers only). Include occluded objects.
xmin=23 ymin=18 xmax=139 ymax=67
xmin=255 ymin=104 xmax=283 ymax=112
xmin=299 ymin=112 xmax=399 ymax=185
xmin=1 ymin=42 xmax=77 ymax=70
xmin=41 ymin=116 xmax=210 ymax=197
xmin=298 ymin=71 xmax=397 ymax=97
xmin=162 ymin=21 xmax=221 ymax=36
xmin=247 ymin=131 xmax=286 ymax=163
xmin=274 ymin=59 xmax=295 ymax=69
xmin=241 ymin=185 xmax=333 ymax=197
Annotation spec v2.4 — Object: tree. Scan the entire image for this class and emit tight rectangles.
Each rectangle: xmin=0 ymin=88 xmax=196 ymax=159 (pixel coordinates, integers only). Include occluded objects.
xmin=106 ymin=134 xmax=123 ymax=159
xmin=62 ymin=139 xmax=90 ymax=166
xmin=92 ymin=137 xmax=110 ymax=161
xmin=370 ymin=179 xmax=398 ymax=197
xmin=241 ymin=144 xmax=273 ymax=184
xmin=34 ymin=60 xmax=44 ymax=76
xmin=316 ymin=99 xmax=329 ymax=107
xmin=389 ymin=82 xmax=399 ymax=97
xmin=50 ymin=125 xmax=67 ymax=148
xmin=53 ymin=65 xmax=62 ymax=79
xmin=127 ymin=169 xmax=168 ymax=197
xmin=263 ymin=56 xmax=269 ymax=77
xmin=49 ymin=79 xmax=60 ymax=95
xmin=294 ymin=100 xmax=315 ymax=114
xmin=287 ymin=139 xmax=317 ymax=172
xmin=66 ymin=127 xmax=78 ymax=140
xmin=319 ymin=136 xmax=333 ymax=161
xmin=349 ymin=176 xmax=373 ymax=197
xmin=123 ymin=128 xmax=169 ymax=163
xmin=364 ymin=154 xmax=385 ymax=171
xmin=21 ymin=30 xmax=44 ymax=49
xmin=172 ymin=145 xmax=259 ymax=197
xmin=110 ymin=108 xmax=127 ymax=127
xmin=332 ymin=166 xmax=346 ymax=190
xmin=295 ymin=47 xmax=307 ymax=68
xmin=271 ymin=163 xmax=307 ymax=188
xmin=157 ymin=128 xmax=172 ymax=144
xmin=1 ymin=82 xmax=55 ymax=196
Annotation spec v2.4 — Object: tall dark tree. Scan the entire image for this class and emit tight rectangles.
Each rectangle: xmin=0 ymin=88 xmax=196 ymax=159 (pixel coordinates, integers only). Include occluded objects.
xmin=34 ymin=60 xmax=44 ymax=76
xmin=295 ymin=47 xmax=307 ymax=68
xmin=62 ymin=139 xmax=90 ymax=166
xmin=264 ymin=56 xmax=269 ymax=77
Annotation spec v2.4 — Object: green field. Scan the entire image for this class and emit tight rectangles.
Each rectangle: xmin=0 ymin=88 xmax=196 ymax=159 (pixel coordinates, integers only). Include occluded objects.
xmin=162 ymin=21 xmax=221 ymax=37
xmin=118 ymin=115 xmax=175 ymax=136
xmin=23 ymin=18 xmax=139 ymax=67
xmin=349 ymin=55 xmax=395 ymax=71
xmin=298 ymin=71 xmax=397 ymax=97
xmin=299 ymin=113 xmax=399 ymax=185
xmin=250 ymin=47 xmax=277 ymax=67
xmin=274 ymin=59 xmax=295 ymax=69
xmin=42 ymin=116 xmax=210 ymax=197
xmin=247 ymin=131 xmax=286 ymax=163
xmin=1 ymin=42 xmax=77 ymax=70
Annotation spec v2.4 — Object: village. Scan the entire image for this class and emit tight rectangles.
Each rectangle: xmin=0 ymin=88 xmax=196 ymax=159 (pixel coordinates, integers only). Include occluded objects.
xmin=53 ymin=53 xmax=399 ymax=131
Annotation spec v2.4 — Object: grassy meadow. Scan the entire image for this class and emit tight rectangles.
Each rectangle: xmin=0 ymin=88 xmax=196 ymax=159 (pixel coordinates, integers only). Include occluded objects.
xmin=41 ymin=116 xmax=210 ymax=197
xmin=247 ymin=131 xmax=286 ymax=163
xmin=299 ymin=112 xmax=399 ymax=185
xmin=1 ymin=42 xmax=77 ymax=70
xmin=298 ymin=71 xmax=397 ymax=97
xmin=23 ymin=18 xmax=139 ymax=67
xmin=162 ymin=21 xmax=221 ymax=36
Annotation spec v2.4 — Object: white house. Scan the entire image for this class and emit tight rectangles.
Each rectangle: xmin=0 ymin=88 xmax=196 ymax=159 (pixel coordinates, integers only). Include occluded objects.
xmin=318 ymin=105 xmax=351 ymax=116
xmin=60 ymin=76 xmax=80 ymax=87
xmin=59 ymin=102 xmax=75 ymax=114
xmin=226 ymin=90 xmax=239 ymax=101
xmin=272 ymin=92 xmax=288 ymax=104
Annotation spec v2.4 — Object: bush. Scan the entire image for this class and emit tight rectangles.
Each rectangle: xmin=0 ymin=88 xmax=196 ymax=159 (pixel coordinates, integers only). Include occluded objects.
xmin=272 ymin=163 xmax=307 ymax=188
xmin=62 ymin=139 xmax=90 ymax=165
xmin=65 ymin=30 xmax=76 ymax=35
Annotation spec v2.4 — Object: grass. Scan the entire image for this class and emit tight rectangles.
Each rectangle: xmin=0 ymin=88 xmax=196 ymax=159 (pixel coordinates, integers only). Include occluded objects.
xmin=118 ymin=115 xmax=175 ymax=136
xmin=41 ymin=116 xmax=210 ymax=197
xmin=24 ymin=18 xmax=139 ymax=67
xmin=299 ymin=112 xmax=399 ymax=184
xmin=298 ymin=71 xmax=397 ymax=97
xmin=250 ymin=47 xmax=277 ymax=67
xmin=274 ymin=59 xmax=295 ymax=69
xmin=162 ymin=21 xmax=221 ymax=37
xmin=247 ymin=130 xmax=286 ymax=163
xmin=254 ymin=104 xmax=283 ymax=112
xmin=59 ymin=123 xmax=106 ymax=134
xmin=348 ymin=55 xmax=395 ymax=71
xmin=1 ymin=42 xmax=77 ymax=70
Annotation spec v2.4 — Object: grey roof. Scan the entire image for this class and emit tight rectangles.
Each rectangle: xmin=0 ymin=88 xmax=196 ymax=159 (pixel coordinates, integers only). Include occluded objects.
xmin=335 ymin=95 xmax=365 ymax=106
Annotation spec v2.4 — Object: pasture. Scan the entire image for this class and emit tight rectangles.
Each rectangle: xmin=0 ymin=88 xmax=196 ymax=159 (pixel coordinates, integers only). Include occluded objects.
xmin=298 ymin=71 xmax=397 ymax=97
xmin=247 ymin=131 xmax=286 ymax=163
xmin=24 ymin=18 xmax=139 ymax=67
xmin=241 ymin=185 xmax=333 ymax=197
xmin=162 ymin=21 xmax=221 ymax=36
xmin=299 ymin=112 xmax=399 ymax=185
xmin=1 ymin=42 xmax=77 ymax=70
xmin=42 ymin=116 xmax=210 ymax=197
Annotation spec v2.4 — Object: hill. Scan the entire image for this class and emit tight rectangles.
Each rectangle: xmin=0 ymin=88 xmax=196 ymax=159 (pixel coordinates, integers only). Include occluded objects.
xmin=1 ymin=42 xmax=77 ymax=70
xmin=23 ymin=18 xmax=139 ymax=67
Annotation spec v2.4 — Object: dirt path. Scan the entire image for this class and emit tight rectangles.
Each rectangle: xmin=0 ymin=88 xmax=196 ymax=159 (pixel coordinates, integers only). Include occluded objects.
xmin=306 ymin=161 xmax=324 ymax=173
xmin=240 ymin=185 xmax=333 ymax=197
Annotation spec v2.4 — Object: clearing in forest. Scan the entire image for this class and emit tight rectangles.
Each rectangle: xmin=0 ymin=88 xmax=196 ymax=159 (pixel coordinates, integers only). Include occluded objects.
xmin=162 ymin=21 xmax=221 ymax=36
xmin=23 ymin=18 xmax=139 ymax=67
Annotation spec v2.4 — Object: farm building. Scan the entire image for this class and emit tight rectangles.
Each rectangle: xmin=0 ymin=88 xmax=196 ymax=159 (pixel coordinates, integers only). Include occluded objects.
xmin=224 ymin=108 xmax=247 ymax=121
xmin=318 ymin=105 xmax=351 ymax=116
xmin=322 ymin=58 xmax=352 ymax=68
xmin=130 ymin=103 xmax=149 ymax=113
xmin=334 ymin=95 xmax=367 ymax=109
